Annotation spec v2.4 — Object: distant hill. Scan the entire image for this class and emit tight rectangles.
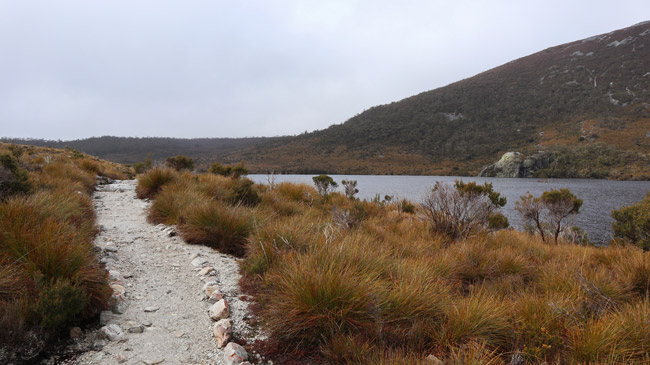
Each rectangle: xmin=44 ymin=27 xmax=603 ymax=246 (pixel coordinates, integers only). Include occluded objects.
xmin=223 ymin=21 xmax=650 ymax=178
xmin=1 ymin=136 xmax=280 ymax=165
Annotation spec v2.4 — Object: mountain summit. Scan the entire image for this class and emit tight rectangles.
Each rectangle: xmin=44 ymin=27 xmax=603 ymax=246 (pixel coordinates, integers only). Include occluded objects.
xmin=227 ymin=21 xmax=650 ymax=178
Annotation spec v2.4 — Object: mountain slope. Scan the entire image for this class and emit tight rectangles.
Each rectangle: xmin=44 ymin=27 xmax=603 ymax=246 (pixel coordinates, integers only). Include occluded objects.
xmin=226 ymin=21 xmax=650 ymax=178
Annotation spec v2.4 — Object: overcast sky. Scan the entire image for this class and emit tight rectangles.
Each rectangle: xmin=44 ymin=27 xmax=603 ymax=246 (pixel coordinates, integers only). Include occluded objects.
xmin=1 ymin=1 xmax=649 ymax=140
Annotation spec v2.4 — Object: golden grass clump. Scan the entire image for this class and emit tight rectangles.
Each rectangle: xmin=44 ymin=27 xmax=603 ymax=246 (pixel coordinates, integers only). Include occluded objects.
xmin=136 ymin=166 xmax=179 ymax=199
xmin=148 ymin=181 xmax=206 ymax=225
xmin=179 ymin=201 xmax=252 ymax=256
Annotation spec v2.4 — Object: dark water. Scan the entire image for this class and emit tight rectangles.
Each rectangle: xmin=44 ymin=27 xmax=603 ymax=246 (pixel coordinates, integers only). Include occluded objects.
xmin=250 ymin=174 xmax=650 ymax=244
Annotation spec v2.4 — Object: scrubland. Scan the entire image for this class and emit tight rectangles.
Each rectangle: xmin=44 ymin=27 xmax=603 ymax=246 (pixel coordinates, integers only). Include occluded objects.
xmin=138 ymin=167 xmax=650 ymax=364
xmin=0 ymin=143 xmax=131 ymax=359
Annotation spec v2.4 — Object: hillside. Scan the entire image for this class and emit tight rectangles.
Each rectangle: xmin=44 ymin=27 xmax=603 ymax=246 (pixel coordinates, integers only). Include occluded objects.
xmin=223 ymin=21 xmax=650 ymax=178
xmin=1 ymin=136 xmax=279 ymax=165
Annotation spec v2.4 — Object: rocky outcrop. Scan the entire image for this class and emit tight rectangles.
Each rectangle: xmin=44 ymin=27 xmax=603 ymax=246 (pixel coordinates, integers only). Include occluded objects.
xmin=479 ymin=151 xmax=553 ymax=178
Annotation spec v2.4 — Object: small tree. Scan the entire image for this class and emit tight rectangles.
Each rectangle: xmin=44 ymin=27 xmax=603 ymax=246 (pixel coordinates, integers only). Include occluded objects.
xmin=341 ymin=179 xmax=359 ymax=199
xmin=515 ymin=188 xmax=583 ymax=244
xmin=312 ymin=174 xmax=338 ymax=196
xmin=134 ymin=153 xmax=153 ymax=174
xmin=422 ymin=180 xmax=507 ymax=240
xmin=165 ymin=155 xmax=194 ymax=171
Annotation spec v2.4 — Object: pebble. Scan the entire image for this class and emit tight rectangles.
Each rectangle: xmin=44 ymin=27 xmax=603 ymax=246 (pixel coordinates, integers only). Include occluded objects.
xmin=92 ymin=339 xmax=106 ymax=351
xmin=100 ymin=324 xmax=124 ymax=342
xmin=198 ymin=266 xmax=215 ymax=276
xmin=142 ymin=358 xmax=165 ymax=365
xmin=144 ymin=306 xmax=160 ymax=312
xmin=108 ymin=270 xmax=121 ymax=281
xmin=191 ymin=257 xmax=208 ymax=267
xmin=127 ymin=325 xmax=145 ymax=334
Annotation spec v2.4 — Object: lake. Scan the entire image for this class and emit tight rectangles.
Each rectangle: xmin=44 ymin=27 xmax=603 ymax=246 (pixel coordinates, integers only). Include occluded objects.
xmin=250 ymin=174 xmax=650 ymax=244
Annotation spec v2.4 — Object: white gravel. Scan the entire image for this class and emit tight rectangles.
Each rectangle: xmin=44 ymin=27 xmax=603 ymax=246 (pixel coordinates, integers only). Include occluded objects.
xmin=68 ymin=180 xmax=264 ymax=365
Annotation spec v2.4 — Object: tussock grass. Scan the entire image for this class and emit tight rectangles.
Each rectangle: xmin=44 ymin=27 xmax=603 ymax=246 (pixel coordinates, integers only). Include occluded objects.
xmin=179 ymin=201 xmax=252 ymax=256
xmin=141 ymin=177 xmax=650 ymax=363
xmin=136 ymin=167 xmax=179 ymax=199
xmin=148 ymin=181 xmax=205 ymax=225
xmin=0 ymin=144 xmax=117 ymax=354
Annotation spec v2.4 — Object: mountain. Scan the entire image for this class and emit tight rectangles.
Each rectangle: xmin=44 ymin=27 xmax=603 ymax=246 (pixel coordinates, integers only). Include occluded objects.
xmin=222 ymin=21 xmax=650 ymax=178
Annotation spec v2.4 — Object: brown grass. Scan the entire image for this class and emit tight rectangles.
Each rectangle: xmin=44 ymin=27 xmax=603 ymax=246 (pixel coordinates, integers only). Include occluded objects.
xmin=141 ymin=175 xmax=650 ymax=363
xmin=0 ymin=143 xmax=119 ymax=354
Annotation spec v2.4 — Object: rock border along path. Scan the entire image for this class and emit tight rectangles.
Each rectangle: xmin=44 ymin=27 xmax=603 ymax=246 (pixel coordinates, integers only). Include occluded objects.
xmin=68 ymin=180 xmax=265 ymax=365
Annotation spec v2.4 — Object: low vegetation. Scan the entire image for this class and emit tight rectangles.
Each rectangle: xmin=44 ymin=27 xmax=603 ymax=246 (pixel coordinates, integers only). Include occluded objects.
xmin=141 ymin=171 xmax=650 ymax=363
xmin=611 ymin=193 xmax=650 ymax=251
xmin=0 ymin=143 xmax=131 ymax=362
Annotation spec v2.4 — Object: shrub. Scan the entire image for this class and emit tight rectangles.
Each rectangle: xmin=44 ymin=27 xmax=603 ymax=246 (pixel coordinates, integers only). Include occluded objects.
xmin=136 ymin=167 xmax=178 ymax=199
xmin=165 ymin=155 xmax=194 ymax=171
xmin=209 ymin=161 xmax=248 ymax=178
xmin=312 ymin=174 xmax=338 ymax=196
xmin=398 ymin=199 xmax=415 ymax=214
xmin=611 ymin=193 xmax=650 ymax=251
xmin=225 ymin=177 xmax=261 ymax=206
xmin=134 ymin=153 xmax=153 ymax=174
xmin=516 ymin=189 xmax=582 ymax=244
xmin=0 ymin=154 xmax=31 ymax=199
xmin=421 ymin=180 xmax=507 ymax=240
xmin=179 ymin=201 xmax=251 ymax=256
xmin=31 ymin=278 xmax=87 ymax=330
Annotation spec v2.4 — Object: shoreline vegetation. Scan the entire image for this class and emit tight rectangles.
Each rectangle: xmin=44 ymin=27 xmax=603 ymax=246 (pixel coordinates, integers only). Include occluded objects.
xmin=137 ymin=160 xmax=650 ymax=364
xmin=2 ymin=145 xmax=650 ymax=363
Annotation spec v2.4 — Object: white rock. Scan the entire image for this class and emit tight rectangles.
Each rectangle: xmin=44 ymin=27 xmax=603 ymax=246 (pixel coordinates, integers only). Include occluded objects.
xmin=209 ymin=299 xmax=230 ymax=320
xmin=110 ymin=283 xmax=126 ymax=295
xmin=213 ymin=319 xmax=232 ymax=348
xmin=144 ymin=306 xmax=160 ymax=312
xmin=108 ymin=270 xmax=121 ymax=281
xmin=142 ymin=358 xmax=165 ymax=364
xmin=99 ymin=310 xmax=115 ymax=325
xmin=224 ymin=342 xmax=248 ymax=365
xmin=191 ymin=257 xmax=208 ymax=267
xmin=199 ymin=266 xmax=215 ymax=276
xmin=208 ymin=291 xmax=224 ymax=304
xmin=111 ymin=293 xmax=129 ymax=314
xmin=127 ymin=325 xmax=144 ymax=334
xmin=100 ymin=324 xmax=124 ymax=342
xmin=204 ymin=284 xmax=220 ymax=298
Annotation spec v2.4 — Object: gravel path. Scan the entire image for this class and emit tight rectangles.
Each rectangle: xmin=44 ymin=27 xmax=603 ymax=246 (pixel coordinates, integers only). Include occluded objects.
xmin=69 ymin=180 xmax=263 ymax=365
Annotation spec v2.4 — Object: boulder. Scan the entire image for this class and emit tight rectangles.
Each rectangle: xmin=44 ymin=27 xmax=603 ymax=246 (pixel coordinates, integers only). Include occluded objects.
xmin=479 ymin=151 xmax=552 ymax=178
